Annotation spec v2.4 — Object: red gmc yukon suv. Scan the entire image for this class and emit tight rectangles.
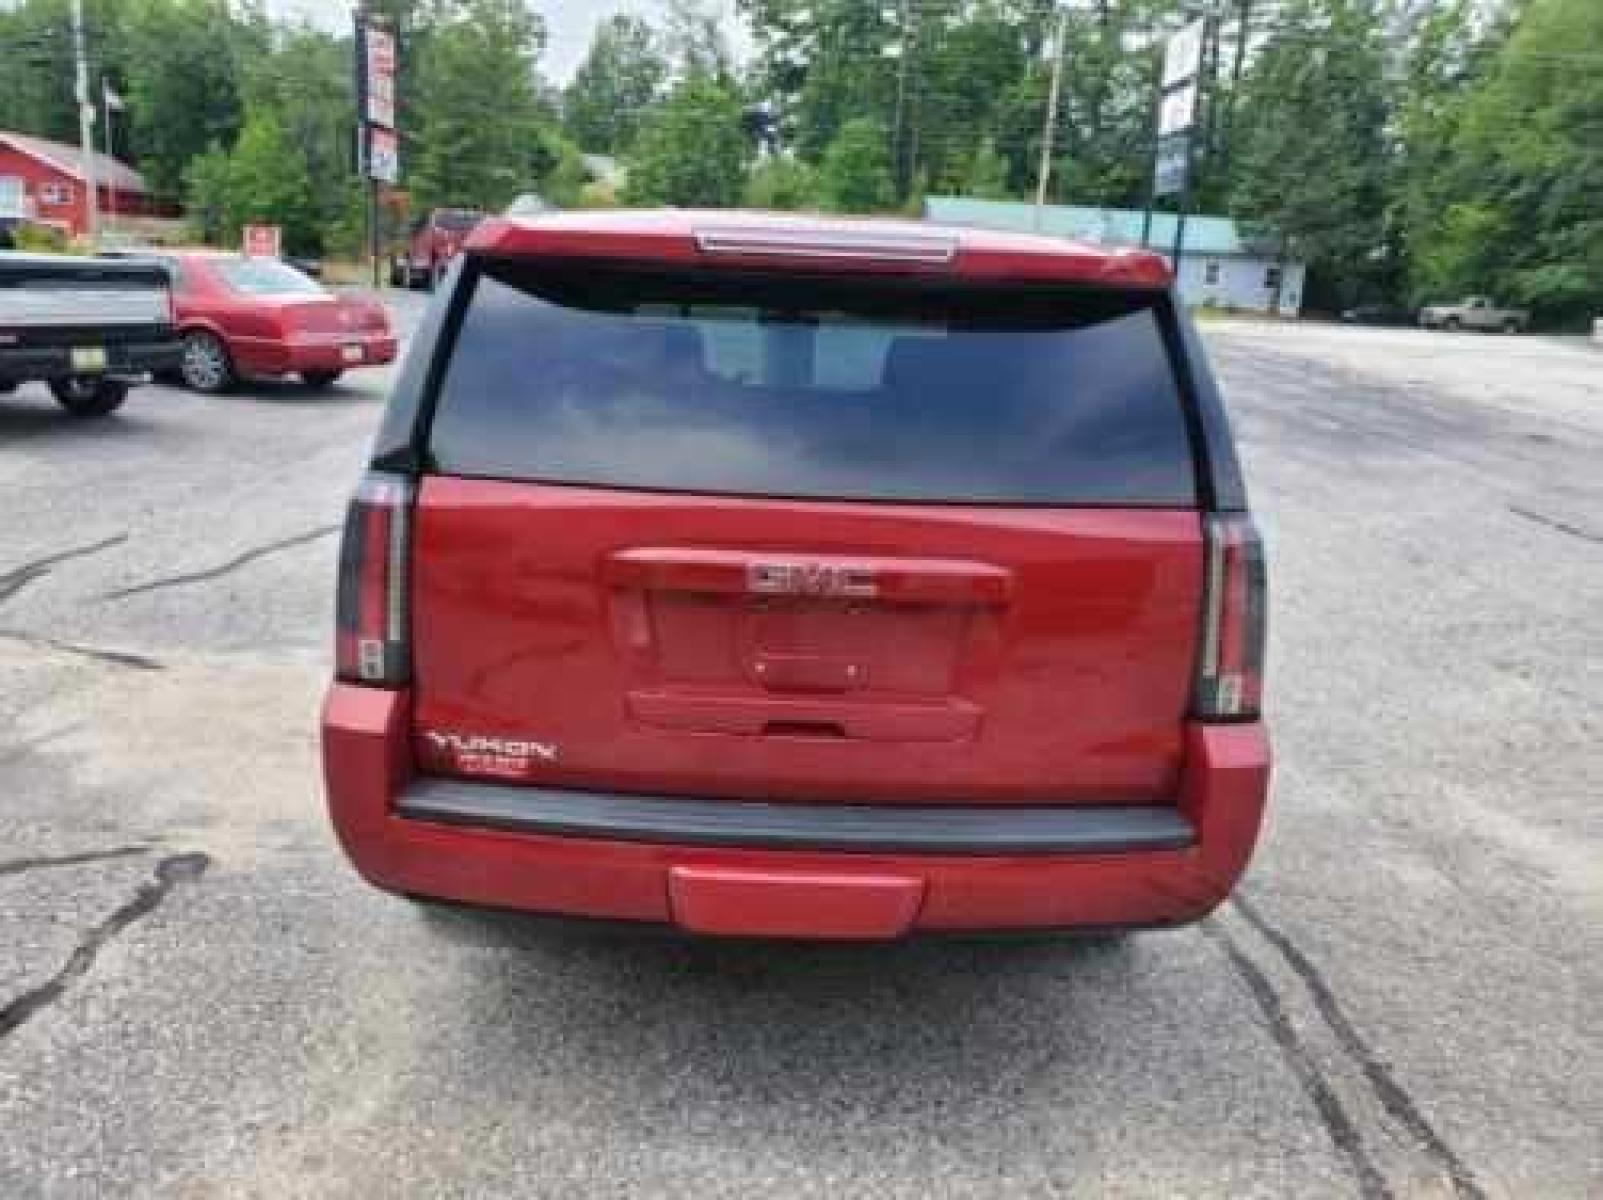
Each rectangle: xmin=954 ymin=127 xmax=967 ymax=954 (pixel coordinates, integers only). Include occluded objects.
xmin=321 ymin=210 xmax=1270 ymax=940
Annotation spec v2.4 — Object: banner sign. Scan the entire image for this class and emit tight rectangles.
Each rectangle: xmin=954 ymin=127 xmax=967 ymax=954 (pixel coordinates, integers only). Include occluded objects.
xmin=1158 ymin=82 xmax=1197 ymax=137
xmin=367 ymin=126 xmax=399 ymax=185
xmin=363 ymin=25 xmax=396 ymax=130
xmin=1162 ymin=19 xmax=1206 ymax=90
xmin=356 ymin=15 xmax=399 ymax=183
xmin=1154 ymin=134 xmax=1190 ymax=198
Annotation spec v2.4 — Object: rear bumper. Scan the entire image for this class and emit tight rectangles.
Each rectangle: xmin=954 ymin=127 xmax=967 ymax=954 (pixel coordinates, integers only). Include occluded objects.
xmin=236 ymin=333 xmax=398 ymax=375
xmin=321 ymin=684 xmax=1271 ymax=939
xmin=0 ymin=338 xmax=182 ymax=383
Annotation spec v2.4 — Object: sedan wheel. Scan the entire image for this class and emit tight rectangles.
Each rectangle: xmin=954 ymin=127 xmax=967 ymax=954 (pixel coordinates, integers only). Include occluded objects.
xmin=180 ymin=331 xmax=233 ymax=393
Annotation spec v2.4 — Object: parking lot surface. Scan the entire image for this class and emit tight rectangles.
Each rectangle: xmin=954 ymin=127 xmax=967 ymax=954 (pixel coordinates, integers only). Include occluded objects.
xmin=1 ymin=306 xmax=1598 ymax=1198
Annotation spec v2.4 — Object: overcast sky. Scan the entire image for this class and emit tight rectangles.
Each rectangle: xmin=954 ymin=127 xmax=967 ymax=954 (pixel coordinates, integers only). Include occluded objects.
xmin=268 ymin=0 xmax=750 ymax=85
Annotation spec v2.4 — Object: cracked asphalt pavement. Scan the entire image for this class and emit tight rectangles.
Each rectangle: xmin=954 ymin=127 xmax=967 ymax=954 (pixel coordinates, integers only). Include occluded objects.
xmin=1 ymin=303 xmax=1599 ymax=1197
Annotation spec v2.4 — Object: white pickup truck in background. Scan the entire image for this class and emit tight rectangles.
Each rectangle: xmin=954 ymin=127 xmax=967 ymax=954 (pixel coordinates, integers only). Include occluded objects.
xmin=1418 ymin=295 xmax=1531 ymax=334
xmin=0 ymin=252 xmax=182 ymax=417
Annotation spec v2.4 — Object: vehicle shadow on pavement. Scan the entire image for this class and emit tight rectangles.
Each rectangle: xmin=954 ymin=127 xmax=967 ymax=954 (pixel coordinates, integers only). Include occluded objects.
xmin=415 ymin=904 xmax=1149 ymax=1140
xmin=0 ymin=401 xmax=172 ymax=443
xmin=222 ymin=382 xmax=385 ymax=407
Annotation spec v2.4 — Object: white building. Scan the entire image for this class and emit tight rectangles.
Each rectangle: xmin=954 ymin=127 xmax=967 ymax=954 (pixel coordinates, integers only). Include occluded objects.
xmin=924 ymin=197 xmax=1307 ymax=316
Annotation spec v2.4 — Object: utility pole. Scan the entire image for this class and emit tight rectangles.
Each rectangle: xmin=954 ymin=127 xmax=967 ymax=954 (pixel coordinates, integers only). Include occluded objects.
xmin=1033 ymin=5 xmax=1068 ymax=230
xmin=70 ymin=0 xmax=99 ymax=246
xmin=102 ymin=79 xmax=116 ymax=234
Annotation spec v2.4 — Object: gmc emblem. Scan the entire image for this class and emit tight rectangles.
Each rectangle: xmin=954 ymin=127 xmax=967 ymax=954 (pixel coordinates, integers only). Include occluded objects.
xmin=748 ymin=561 xmax=878 ymax=598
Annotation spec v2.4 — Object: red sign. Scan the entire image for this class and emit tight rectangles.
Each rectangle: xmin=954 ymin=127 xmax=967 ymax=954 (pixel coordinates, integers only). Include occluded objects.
xmin=367 ymin=127 xmax=399 ymax=185
xmin=364 ymin=26 xmax=397 ymax=129
xmin=243 ymin=225 xmax=282 ymax=258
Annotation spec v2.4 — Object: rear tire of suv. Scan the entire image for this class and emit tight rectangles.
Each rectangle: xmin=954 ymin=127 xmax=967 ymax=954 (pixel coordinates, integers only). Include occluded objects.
xmin=302 ymin=369 xmax=343 ymax=389
xmin=50 ymin=377 xmax=127 ymax=417
xmin=180 ymin=330 xmax=234 ymax=393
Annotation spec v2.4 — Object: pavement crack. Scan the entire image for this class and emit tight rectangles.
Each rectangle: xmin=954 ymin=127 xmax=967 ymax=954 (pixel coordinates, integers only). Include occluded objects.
xmin=0 ymin=534 xmax=128 ymax=606
xmin=0 ymin=629 xmax=165 ymax=671
xmin=0 ymin=845 xmax=153 ymax=878
xmin=1232 ymin=895 xmax=1489 ymax=1200
xmin=100 ymin=524 xmax=341 ymax=600
xmin=0 ymin=853 xmax=210 ymax=1042
xmin=1201 ymin=918 xmax=1393 ymax=1200
xmin=1507 ymin=506 xmax=1602 ymax=544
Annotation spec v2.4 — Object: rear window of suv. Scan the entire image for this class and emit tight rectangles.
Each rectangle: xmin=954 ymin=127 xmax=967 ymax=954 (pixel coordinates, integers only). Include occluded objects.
xmin=425 ymin=262 xmax=1196 ymax=506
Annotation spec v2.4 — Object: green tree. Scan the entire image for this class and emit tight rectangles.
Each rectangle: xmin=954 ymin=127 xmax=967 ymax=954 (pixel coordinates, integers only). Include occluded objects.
xmin=625 ymin=73 xmax=748 ymax=207
xmin=409 ymin=0 xmax=558 ymax=213
xmin=224 ymin=107 xmax=316 ymax=253
xmin=116 ymin=0 xmax=263 ymax=201
xmin=665 ymin=0 xmax=735 ymax=83
xmin=743 ymin=155 xmax=819 ymax=210
xmin=961 ymin=137 xmax=1011 ymax=200
xmin=738 ymin=0 xmax=903 ymax=164
xmin=0 ymin=0 xmax=79 ymax=143
xmin=182 ymin=140 xmax=232 ymax=244
xmin=818 ymin=117 xmax=894 ymax=212
xmin=1393 ymin=0 xmax=1488 ymax=303
xmin=1421 ymin=0 xmax=1603 ymax=323
xmin=1226 ymin=0 xmax=1390 ymax=308
xmin=563 ymin=15 xmax=666 ymax=153
xmin=242 ymin=27 xmax=356 ymax=254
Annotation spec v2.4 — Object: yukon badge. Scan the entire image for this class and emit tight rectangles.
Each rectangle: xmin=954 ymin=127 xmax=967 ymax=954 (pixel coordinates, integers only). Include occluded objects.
xmin=424 ymin=730 xmax=558 ymax=778
xmin=748 ymin=561 xmax=878 ymax=599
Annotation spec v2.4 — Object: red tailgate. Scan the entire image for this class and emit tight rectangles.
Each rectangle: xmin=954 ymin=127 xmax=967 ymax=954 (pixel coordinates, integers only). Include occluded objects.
xmin=409 ymin=478 xmax=1203 ymax=805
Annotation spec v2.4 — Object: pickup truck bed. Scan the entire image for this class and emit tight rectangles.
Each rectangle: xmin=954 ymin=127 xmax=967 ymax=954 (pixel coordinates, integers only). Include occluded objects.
xmin=0 ymin=252 xmax=182 ymax=416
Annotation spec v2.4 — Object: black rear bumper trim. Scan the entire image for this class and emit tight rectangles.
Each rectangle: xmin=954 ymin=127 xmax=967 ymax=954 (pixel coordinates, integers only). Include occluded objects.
xmin=397 ymin=778 xmax=1195 ymax=855
xmin=0 ymin=340 xmax=182 ymax=383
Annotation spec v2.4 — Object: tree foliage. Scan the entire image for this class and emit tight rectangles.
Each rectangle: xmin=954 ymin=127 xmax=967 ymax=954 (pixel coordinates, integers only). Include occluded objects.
xmin=4 ymin=0 xmax=1602 ymax=322
xmin=625 ymin=73 xmax=749 ymax=207
xmin=563 ymin=16 xmax=667 ymax=154
xmin=819 ymin=117 xmax=895 ymax=213
xmin=408 ymin=0 xmax=558 ymax=213
xmin=1414 ymin=0 xmax=1603 ymax=322
xmin=743 ymin=155 xmax=819 ymax=210
xmin=1226 ymin=0 xmax=1390 ymax=308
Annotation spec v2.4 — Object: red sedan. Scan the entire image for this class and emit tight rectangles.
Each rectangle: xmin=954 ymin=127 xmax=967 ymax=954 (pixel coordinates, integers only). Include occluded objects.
xmin=157 ymin=252 xmax=397 ymax=392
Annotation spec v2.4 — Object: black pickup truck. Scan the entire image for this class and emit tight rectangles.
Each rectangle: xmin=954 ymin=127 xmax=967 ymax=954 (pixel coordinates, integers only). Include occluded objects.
xmin=0 ymin=252 xmax=182 ymax=417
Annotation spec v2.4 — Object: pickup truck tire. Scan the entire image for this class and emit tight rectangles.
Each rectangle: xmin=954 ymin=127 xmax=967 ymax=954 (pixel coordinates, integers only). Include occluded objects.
xmin=301 ymin=369 xmax=343 ymax=389
xmin=1503 ymin=320 xmax=1521 ymax=335
xmin=179 ymin=330 xmax=234 ymax=393
xmin=1443 ymin=316 xmax=1461 ymax=331
xmin=50 ymin=377 xmax=127 ymax=417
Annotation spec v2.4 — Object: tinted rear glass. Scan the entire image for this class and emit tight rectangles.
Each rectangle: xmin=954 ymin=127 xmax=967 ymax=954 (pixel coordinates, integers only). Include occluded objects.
xmin=214 ymin=258 xmax=324 ymax=297
xmin=427 ymin=263 xmax=1196 ymax=505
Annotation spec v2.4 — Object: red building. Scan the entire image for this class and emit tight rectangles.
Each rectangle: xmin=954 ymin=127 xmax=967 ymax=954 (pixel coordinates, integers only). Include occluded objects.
xmin=0 ymin=130 xmax=172 ymax=238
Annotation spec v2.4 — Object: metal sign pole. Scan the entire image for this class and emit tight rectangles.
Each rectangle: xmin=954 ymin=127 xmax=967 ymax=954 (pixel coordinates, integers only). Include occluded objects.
xmin=71 ymin=0 xmax=98 ymax=246
xmin=1033 ymin=5 xmax=1069 ymax=232
xmin=355 ymin=12 xmax=378 ymax=288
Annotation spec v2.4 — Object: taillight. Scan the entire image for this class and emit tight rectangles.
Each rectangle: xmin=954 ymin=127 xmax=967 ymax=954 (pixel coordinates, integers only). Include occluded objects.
xmin=1193 ymin=514 xmax=1267 ymax=720
xmin=335 ymin=472 xmax=413 ymax=686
